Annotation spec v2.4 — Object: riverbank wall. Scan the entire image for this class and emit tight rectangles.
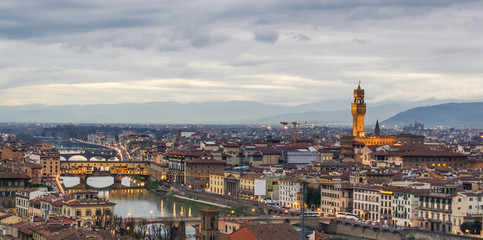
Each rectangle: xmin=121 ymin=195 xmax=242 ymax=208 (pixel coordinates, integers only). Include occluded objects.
xmin=164 ymin=183 xmax=280 ymax=216
xmin=322 ymin=219 xmax=481 ymax=240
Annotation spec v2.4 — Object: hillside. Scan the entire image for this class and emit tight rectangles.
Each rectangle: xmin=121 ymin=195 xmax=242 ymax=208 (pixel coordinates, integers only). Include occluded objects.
xmin=382 ymin=102 xmax=483 ymax=128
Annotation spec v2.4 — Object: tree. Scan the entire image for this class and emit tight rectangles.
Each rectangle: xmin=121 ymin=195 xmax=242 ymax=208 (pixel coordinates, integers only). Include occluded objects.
xmin=93 ymin=209 xmax=113 ymax=230
xmin=460 ymin=221 xmax=481 ymax=234
xmin=306 ymin=186 xmax=321 ymax=209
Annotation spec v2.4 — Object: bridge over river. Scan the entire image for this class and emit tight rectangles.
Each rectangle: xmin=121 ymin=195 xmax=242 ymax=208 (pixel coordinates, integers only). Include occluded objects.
xmin=61 ymin=160 xmax=149 ymax=185
xmin=130 ymin=215 xmax=333 ymax=229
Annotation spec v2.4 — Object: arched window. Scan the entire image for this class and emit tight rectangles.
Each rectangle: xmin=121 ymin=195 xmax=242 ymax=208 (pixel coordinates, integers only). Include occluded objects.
xmin=210 ymin=217 xmax=215 ymax=229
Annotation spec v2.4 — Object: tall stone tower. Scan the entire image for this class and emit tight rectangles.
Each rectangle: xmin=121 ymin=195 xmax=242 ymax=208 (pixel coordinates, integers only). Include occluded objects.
xmin=200 ymin=207 xmax=220 ymax=240
xmin=351 ymin=82 xmax=366 ymax=137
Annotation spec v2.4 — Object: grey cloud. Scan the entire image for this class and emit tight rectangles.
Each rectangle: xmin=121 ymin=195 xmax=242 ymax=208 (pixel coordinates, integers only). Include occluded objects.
xmin=254 ymin=30 xmax=279 ymax=43
xmin=254 ymin=18 xmax=271 ymax=25
xmin=292 ymin=34 xmax=310 ymax=41
xmin=171 ymin=25 xmax=230 ymax=48
xmin=352 ymin=38 xmax=366 ymax=44
xmin=225 ymin=54 xmax=269 ymax=67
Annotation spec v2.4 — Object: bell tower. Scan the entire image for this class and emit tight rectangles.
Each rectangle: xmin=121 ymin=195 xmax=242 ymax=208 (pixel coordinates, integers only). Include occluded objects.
xmin=351 ymin=82 xmax=366 ymax=137
xmin=200 ymin=207 xmax=220 ymax=240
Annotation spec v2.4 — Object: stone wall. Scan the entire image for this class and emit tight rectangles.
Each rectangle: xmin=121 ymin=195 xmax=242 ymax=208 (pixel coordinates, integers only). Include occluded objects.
xmin=322 ymin=220 xmax=481 ymax=240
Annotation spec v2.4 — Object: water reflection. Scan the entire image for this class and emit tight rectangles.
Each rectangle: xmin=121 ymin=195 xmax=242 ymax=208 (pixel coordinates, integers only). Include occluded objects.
xmin=61 ymin=176 xmax=201 ymax=219
xmin=61 ymin=176 xmax=135 ymax=188
xmin=61 ymin=176 xmax=80 ymax=187
xmin=62 ymin=176 xmax=199 ymax=239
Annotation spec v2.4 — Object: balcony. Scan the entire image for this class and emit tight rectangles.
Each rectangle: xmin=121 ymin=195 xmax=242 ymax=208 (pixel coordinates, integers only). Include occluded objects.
xmin=418 ymin=205 xmax=451 ymax=213
xmin=427 ymin=218 xmax=451 ymax=224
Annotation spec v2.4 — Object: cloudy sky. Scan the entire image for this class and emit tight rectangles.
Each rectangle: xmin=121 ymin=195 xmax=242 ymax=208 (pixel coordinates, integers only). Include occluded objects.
xmin=0 ymin=0 xmax=482 ymax=106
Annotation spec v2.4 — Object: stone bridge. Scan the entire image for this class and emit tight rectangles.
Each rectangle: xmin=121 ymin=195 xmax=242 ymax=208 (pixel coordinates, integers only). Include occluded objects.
xmin=61 ymin=161 xmax=150 ymax=185
xmin=59 ymin=148 xmax=119 ymax=161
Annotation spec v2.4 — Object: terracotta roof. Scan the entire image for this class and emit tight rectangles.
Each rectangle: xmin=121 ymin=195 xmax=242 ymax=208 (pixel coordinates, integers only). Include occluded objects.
xmin=27 ymin=163 xmax=43 ymax=169
xmin=38 ymin=195 xmax=62 ymax=203
xmin=185 ymin=158 xmax=225 ymax=164
xmin=65 ymin=200 xmax=116 ymax=207
xmin=18 ymin=188 xmax=40 ymax=194
xmin=0 ymin=171 xmax=29 ymax=179
xmin=223 ymin=143 xmax=239 ymax=147
xmin=373 ymin=149 xmax=466 ymax=157
xmin=29 ymin=224 xmax=77 ymax=240
xmin=230 ymin=223 xmax=298 ymax=240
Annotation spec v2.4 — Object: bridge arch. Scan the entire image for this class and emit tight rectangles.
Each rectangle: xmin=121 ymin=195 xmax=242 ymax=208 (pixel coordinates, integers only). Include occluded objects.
xmin=60 ymin=156 xmax=67 ymax=161
xmin=68 ymin=155 xmax=88 ymax=161
xmin=90 ymin=156 xmax=105 ymax=161
xmin=108 ymin=157 xmax=120 ymax=161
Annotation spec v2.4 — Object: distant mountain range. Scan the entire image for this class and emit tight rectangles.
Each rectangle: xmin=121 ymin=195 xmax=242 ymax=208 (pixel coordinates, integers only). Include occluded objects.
xmin=382 ymin=102 xmax=483 ymax=128
xmin=0 ymin=100 xmax=481 ymax=127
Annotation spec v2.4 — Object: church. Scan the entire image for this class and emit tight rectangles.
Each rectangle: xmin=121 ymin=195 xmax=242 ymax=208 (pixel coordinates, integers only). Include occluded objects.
xmin=341 ymin=83 xmax=424 ymax=158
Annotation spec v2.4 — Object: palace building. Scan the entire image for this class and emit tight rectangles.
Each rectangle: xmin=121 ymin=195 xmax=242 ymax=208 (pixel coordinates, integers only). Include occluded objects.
xmin=341 ymin=83 xmax=424 ymax=158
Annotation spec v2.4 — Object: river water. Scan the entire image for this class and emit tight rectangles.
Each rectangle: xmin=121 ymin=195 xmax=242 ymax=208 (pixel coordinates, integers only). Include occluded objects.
xmin=61 ymin=176 xmax=200 ymax=238
xmin=60 ymin=176 xmax=318 ymax=239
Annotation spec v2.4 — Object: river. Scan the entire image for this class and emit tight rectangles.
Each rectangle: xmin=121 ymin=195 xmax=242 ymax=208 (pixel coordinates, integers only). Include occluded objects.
xmin=61 ymin=176 xmax=201 ymax=238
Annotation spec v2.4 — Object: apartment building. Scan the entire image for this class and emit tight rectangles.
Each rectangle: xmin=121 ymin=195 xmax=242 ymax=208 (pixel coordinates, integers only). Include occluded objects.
xmin=40 ymin=150 xmax=61 ymax=178
xmin=184 ymin=158 xmax=225 ymax=190
xmin=320 ymin=182 xmax=353 ymax=216
xmin=15 ymin=188 xmax=48 ymax=217
xmin=353 ymin=186 xmax=381 ymax=221
xmin=391 ymin=187 xmax=427 ymax=227
xmin=279 ymin=179 xmax=302 ymax=209
xmin=417 ymin=183 xmax=456 ymax=233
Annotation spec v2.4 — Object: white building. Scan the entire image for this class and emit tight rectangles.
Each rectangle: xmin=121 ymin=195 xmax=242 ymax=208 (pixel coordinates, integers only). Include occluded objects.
xmin=15 ymin=188 xmax=48 ymax=217
xmin=451 ymin=192 xmax=483 ymax=234
xmin=353 ymin=186 xmax=381 ymax=222
xmin=279 ymin=179 xmax=302 ymax=210
xmin=285 ymin=148 xmax=318 ymax=169
xmin=392 ymin=188 xmax=425 ymax=227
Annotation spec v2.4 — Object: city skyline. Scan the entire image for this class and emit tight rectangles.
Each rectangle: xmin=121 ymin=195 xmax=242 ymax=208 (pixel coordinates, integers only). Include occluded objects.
xmin=1 ymin=1 xmax=482 ymax=106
